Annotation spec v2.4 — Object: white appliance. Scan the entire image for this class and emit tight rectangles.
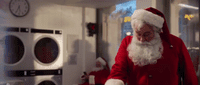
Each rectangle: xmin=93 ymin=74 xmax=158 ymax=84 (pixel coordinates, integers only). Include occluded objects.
xmin=0 ymin=80 xmax=24 ymax=85
xmin=2 ymin=27 xmax=63 ymax=71
xmin=1 ymin=27 xmax=63 ymax=85
xmin=36 ymin=75 xmax=62 ymax=85
xmin=28 ymin=28 xmax=63 ymax=70
xmin=0 ymin=27 xmax=30 ymax=71
xmin=6 ymin=75 xmax=62 ymax=85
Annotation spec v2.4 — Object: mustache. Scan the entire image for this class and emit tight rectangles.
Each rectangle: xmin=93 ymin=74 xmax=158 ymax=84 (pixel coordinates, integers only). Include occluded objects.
xmin=134 ymin=40 xmax=152 ymax=46
xmin=134 ymin=37 xmax=161 ymax=46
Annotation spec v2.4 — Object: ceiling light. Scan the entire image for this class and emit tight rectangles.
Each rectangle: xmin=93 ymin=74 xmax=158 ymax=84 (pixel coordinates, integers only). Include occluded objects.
xmin=178 ymin=4 xmax=199 ymax=10
xmin=126 ymin=32 xmax=131 ymax=36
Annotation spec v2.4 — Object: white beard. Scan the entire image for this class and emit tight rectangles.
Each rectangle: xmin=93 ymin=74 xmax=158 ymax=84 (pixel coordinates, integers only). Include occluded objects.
xmin=127 ymin=32 xmax=163 ymax=67
xmin=92 ymin=67 xmax=104 ymax=72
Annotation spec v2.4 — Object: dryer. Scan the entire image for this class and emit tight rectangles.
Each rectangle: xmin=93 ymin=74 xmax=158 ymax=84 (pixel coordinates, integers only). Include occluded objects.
xmin=21 ymin=75 xmax=62 ymax=85
xmin=36 ymin=75 xmax=62 ymax=85
xmin=0 ymin=27 xmax=30 ymax=71
xmin=28 ymin=28 xmax=63 ymax=70
xmin=1 ymin=27 xmax=63 ymax=84
xmin=1 ymin=27 xmax=63 ymax=71
xmin=6 ymin=70 xmax=62 ymax=85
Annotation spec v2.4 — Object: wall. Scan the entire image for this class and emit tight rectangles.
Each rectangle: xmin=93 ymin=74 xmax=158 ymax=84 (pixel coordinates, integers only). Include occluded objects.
xmin=62 ymin=6 xmax=96 ymax=85
xmin=101 ymin=6 xmax=122 ymax=69
xmin=170 ymin=0 xmax=182 ymax=37
xmin=136 ymin=0 xmax=152 ymax=9
xmin=0 ymin=0 xmax=96 ymax=85
xmin=152 ymin=0 xmax=164 ymax=13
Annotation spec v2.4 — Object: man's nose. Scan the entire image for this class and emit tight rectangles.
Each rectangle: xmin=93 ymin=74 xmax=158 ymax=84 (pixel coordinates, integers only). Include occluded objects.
xmin=140 ymin=37 xmax=145 ymax=42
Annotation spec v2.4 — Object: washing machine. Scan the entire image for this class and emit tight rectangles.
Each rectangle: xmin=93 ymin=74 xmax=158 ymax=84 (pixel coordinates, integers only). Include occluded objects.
xmin=1 ymin=27 xmax=63 ymax=85
xmin=36 ymin=75 xmax=62 ymax=85
xmin=28 ymin=28 xmax=63 ymax=70
xmin=23 ymin=75 xmax=62 ymax=85
xmin=6 ymin=71 xmax=62 ymax=85
xmin=3 ymin=27 xmax=63 ymax=70
xmin=0 ymin=27 xmax=30 ymax=71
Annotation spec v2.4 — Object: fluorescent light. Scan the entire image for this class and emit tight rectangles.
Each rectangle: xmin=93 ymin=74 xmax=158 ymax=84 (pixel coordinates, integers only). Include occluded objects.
xmin=126 ymin=32 xmax=131 ymax=36
xmin=178 ymin=4 xmax=199 ymax=10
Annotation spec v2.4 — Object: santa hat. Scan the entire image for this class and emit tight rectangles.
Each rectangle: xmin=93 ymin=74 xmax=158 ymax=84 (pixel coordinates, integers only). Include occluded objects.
xmin=96 ymin=57 xmax=106 ymax=66
xmin=131 ymin=7 xmax=172 ymax=46
xmin=131 ymin=8 xmax=164 ymax=29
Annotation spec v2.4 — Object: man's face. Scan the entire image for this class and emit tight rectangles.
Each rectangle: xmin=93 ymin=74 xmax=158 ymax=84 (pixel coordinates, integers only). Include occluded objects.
xmin=96 ymin=61 xmax=102 ymax=68
xmin=134 ymin=24 xmax=155 ymax=42
xmin=128 ymin=24 xmax=163 ymax=66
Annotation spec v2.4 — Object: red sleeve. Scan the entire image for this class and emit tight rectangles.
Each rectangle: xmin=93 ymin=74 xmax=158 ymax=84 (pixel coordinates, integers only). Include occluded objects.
xmin=179 ymin=40 xmax=198 ymax=85
xmin=107 ymin=36 xmax=131 ymax=83
xmin=89 ymin=71 xmax=95 ymax=75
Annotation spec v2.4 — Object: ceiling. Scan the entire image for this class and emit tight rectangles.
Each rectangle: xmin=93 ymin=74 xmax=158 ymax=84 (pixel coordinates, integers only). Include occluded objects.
xmin=64 ymin=0 xmax=133 ymax=8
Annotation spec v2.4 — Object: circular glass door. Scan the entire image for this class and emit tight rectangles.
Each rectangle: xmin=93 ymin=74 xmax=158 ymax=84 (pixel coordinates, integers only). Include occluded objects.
xmin=4 ymin=35 xmax=24 ymax=64
xmin=38 ymin=80 xmax=56 ymax=85
xmin=34 ymin=37 xmax=59 ymax=64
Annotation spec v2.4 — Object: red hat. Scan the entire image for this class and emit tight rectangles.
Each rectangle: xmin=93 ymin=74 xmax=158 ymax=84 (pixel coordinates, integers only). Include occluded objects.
xmin=97 ymin=57 xmax=106 ymax=66
xmin=131 ymin=7 xmax=171 ymax=45
xmin=96 ymin=57 xmax=110 ymax=71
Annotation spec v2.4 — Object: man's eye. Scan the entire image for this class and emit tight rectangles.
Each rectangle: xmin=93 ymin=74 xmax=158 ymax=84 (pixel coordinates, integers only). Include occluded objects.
xmin=137 ymin=34 xmax=141 ymax=36
xmin=144 ymin=34 xmax=150 ymax=36
xmin=144 ymin=33 xmax=151 ymax=37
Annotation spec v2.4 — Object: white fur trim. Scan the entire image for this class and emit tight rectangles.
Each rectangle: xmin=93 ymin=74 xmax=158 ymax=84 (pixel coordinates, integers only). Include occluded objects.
xmin=89 ymin=75 xmax=95 ymax=84
xmin=131 ymin=9 xmax=164 ymax=28
xmin=97 ymin=57 xmax=106 ymax=65
xmin=105 ymin=79 xmax=124 ymax=85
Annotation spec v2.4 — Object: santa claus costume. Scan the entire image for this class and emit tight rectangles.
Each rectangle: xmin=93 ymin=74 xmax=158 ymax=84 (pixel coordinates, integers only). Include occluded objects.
xmin=105 ymin=7 xmax=198 ymax=85
xmin=81 ymin=57 xmax=110 ymax=85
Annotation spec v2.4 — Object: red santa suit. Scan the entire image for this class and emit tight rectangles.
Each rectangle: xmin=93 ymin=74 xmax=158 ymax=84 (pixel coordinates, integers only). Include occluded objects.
xmin=105 ymin=7 xmax=198 ymax=85
xmin=88 ymin=68 xmax=110 ymax=84
xmin=81 ymin=57 xmax=110 ymax=85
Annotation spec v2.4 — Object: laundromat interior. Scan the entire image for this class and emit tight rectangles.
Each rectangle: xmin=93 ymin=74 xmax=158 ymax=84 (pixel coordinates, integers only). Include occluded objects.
xmin=0 ymin=0 xmax=199 ymax=85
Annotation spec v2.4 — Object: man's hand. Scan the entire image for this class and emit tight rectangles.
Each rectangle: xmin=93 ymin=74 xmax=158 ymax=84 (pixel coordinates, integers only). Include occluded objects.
xmin=81 ymin=74 xmax=89 ymax=83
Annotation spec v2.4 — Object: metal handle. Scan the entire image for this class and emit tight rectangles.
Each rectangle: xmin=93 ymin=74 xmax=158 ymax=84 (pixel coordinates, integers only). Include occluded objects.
xmin=24 ymin=71 xmax=27 ymax=76
xmin=30 ymin=74 xmax=35 ymax=76
xmin=30 ymin=71 xmax=35 ymax=73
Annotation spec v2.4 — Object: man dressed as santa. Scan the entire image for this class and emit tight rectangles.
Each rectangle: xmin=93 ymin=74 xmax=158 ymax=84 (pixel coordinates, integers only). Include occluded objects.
xmin=105 ymin=7 xmax=198 ymax=85
xmin=81 ymin=57 xmax=110 ymax=85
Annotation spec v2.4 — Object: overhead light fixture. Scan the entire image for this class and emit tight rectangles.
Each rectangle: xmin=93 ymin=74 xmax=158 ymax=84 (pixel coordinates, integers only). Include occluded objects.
xmin=126 ymin=32 xmax=131 ymax=36
xmin=178 ymin=4 xmax=199 ymax=10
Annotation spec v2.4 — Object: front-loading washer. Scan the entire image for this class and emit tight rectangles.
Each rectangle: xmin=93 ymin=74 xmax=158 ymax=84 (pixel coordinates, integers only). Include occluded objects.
xmin=5 ymin=71 xmax=62 ymax=85
xmin=28 ymin=28 xmax=63 ymax=70
xmin=24 ymin=75 xmax=62 ymax=85
xmin=0 ymin=27 xmax=31 ymax=71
